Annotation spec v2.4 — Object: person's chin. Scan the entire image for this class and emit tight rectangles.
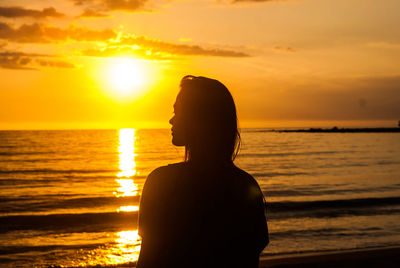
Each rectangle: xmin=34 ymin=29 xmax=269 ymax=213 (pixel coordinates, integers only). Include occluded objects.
xmin=172 ymin=136 xmax=185 ymax=146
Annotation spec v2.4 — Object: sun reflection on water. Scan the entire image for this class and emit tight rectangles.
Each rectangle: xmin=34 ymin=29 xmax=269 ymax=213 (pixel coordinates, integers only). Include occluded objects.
xmin=114 ymin=178 xmax=138 ymax=197
xmin=68 ymin=229 xmax=142 ymax=266
xmin=107 ymin=230 xmax=141 ymax=265
xmin=117 ymin=205 xmax=139 ymax=212
xmin=117 ymin=128 xmax=137 ymax=178
xmin=108 ymin=129 xmax=142 ymax=265
xmin=114 ymin=128 xmax=139 ymax=198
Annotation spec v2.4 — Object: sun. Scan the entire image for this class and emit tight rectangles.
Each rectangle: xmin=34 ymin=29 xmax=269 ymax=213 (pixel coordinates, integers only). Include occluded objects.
xmin=109 ymin=58 xmax=145 ymax=93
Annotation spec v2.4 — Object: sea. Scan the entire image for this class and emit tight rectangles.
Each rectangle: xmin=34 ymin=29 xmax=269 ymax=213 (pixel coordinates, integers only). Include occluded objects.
xmin=1 ymin=129 xmax=400 ymax=267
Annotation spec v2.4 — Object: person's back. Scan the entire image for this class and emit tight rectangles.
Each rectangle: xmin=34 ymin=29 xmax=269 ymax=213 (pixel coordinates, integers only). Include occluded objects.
xmin=136 ymin=75 xmax=269 ymax=267
xmin=137 ymin=162 xmax=269 ymax=268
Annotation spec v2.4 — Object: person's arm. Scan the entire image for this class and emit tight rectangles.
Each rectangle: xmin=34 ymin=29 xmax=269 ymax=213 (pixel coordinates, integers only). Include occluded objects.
xmin=232 ymin=176 xmax=269 ymax=267
xmin=248 ymin=179 xmax=269 ymax=254
xmin=256 ymin=192 xmax=269 ymax=253
xmin=137 ymin=167 xmax=164 ymax=267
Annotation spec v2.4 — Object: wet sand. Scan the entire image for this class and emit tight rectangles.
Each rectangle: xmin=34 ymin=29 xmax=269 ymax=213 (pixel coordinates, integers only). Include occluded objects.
xmin=259 ymin=246 xmax=400 ymax=267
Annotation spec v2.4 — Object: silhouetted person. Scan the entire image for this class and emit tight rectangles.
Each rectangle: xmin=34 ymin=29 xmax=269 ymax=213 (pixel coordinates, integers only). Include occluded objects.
xmin=137 ymin=76 xmax=269 ymax=268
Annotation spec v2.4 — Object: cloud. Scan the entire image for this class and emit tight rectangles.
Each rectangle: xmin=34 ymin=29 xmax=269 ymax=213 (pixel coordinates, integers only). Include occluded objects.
xmin=0 ymin=51 xmax=35 ymax=70
xmin=0 ymin=6 xmax=64 ymax=18
xmin=79 ymin=8 xmax=111 ymax=18
xmin=123 ymin=36 xmax=250 ymax=57
xmin=232 ymin=0 xmax=286 ymax=2
xmin=0 ymin=22 xmax=247 ymax=60
xmin=366 ymin=42 xmax=400 ymax=49
xmin=36 ymin=59 xmax=75 ymax=68
xmin=72 ymin=0 xmax=148 ymax=12
xmin=83 ymin=35 xmax=250 ymax=59
xmin=0 ymin=22 xmax=117 ymax=43
xmin=83 ymin=45 xmax=166 ymax=60
xmin=0 ymin=51 xmax=75 ymax=70
xmin=273 ymin=46 xmax=296 ymax=52
xmin=104 ymin=0 xmax=147 ymax=11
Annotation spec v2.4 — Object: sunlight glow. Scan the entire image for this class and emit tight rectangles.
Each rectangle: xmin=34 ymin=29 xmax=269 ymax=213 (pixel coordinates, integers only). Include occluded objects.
xmin=109 ymin=58 xmax=145 ymax=94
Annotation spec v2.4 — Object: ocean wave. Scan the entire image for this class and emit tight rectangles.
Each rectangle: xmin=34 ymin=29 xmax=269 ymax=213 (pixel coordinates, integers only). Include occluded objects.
xmin=0 ymin=158 xmax=72 ymax=163
xmin=260 ymin=243 xmax=400 ymax=257
xmin=239 ymin=150 xmax=355 ymax=158
xmin=0 ymin=243 xmax=103 ymax=255
xmin=0 ymin=151 xmax=52 ymax=156
xmin=0 ymin=168 xmax=119 ymax=174
xmin=0 ymin=145 xmax=16 ymax=149
xmin=0 ymin=212 xmax=138 ymax=234
xmin=0 ymin=195 xmax=140 ymax=213
xmin=270 ymin=227 xmax=382 ymax=238
xmin=268 ymin=196 xmax=400 ymax=212
xmin=266 ymin=196 xmax=400 ymax=219
xmin=264 ymin=185 xmax=400 ymax=197
xmin=2 ymin=196 xmax=400 ymax=234
xmin=253 ymin=172 xmax=312 ymax=177
xmin=0 ymin=174 xmax=146 ymax=185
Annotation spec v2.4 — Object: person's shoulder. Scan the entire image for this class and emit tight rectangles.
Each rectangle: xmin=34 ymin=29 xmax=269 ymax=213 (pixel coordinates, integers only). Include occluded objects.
xmin=143 ymin=162 xmax=186 ymax=192
xmin=232 ymin=165 xmax=258 ymax=185
xmin=147 ymin=162 xmax=186 ymax=180
xmin=231 ymin=165 xmax=264 ymax=199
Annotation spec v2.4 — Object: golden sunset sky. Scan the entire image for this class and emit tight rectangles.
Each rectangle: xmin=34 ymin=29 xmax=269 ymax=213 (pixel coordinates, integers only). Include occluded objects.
xmin=1 ymin=0 xmax=399 ymax=129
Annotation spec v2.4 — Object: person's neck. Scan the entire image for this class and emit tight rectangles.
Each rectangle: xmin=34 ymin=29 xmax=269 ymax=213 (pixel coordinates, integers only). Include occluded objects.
xmin=187 ymin=148 xmax=231 ymax=167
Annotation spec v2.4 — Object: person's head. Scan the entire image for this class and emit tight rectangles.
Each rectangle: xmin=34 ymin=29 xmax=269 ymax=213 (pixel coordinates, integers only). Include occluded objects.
xmin=169 ymin=75 xmax=240 ymax=162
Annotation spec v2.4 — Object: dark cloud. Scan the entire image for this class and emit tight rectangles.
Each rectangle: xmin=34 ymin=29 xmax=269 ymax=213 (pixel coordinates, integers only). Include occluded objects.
xmin=79 ymin=8 xmax=111 ymax=18
xmin=0 ymin=51 xmax=35 ymax=69
xmin=104 ymin=0 xmax=147 ymax=11
xmin=0 ymin=51 xmax=75 ymax=70
xmin=0 ymin=22 xmax=117 ymax=43
xmin=84 ymin=35 xmax=250 ymax=59
xmin=232 ymin=0 xmax=286 ymax=2
xmin=71 ymin=0 xmax=147 ymax=12
xmin=274 ymin=46 xmax=296 ymax=52
xmin=0 ymin=6 xmax=64 ymax=18
xmin=73 ymin=0 xmax=90 ymax=5
xmin=36 ymin=59 xmax=75 ymax=68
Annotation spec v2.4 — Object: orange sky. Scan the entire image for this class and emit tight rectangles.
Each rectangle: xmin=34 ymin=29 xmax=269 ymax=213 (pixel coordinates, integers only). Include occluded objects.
xmin=0 ymin=0 xmax=399 ymax=129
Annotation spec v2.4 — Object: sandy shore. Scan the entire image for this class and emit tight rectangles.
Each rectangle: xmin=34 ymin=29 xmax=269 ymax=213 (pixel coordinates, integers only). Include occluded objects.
xmin=259 ymin=246 xmax=400 ymax=267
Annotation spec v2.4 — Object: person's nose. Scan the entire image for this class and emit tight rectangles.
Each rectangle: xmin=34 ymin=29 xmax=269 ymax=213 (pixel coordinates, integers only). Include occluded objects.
xmin=169 ymin=116 xmax=174 ymax=126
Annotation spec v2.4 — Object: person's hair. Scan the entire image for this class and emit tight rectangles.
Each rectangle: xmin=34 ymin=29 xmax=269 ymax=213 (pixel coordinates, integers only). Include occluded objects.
xmin=178 ymin=75 xmax=241 ymax=162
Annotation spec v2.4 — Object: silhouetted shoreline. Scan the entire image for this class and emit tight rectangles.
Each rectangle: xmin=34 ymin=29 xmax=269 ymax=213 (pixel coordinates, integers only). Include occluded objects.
xmin=276 ymin=127 xmax=400 ymax=133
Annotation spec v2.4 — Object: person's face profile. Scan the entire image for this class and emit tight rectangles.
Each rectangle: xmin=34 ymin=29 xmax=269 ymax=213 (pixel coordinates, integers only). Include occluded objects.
xmin=169 ymin=95 xmax=186 ymax=147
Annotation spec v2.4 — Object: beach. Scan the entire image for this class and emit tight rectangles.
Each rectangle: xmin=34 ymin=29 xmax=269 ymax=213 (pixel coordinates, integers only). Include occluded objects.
xmin=259 ymin=246 xmax=400 ymax=267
